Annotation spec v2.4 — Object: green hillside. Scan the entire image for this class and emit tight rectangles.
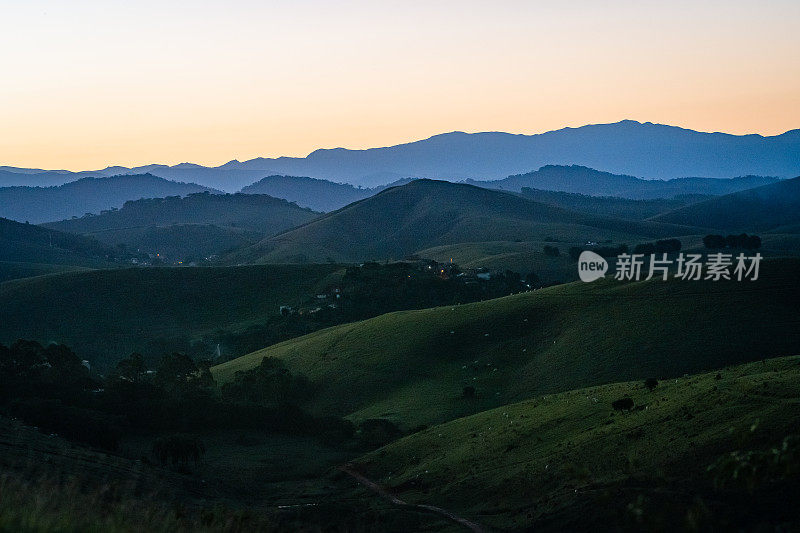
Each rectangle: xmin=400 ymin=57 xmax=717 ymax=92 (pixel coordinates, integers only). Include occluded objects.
xmin=0 ymin=217 xmax=121 ymax=269
xmin=212 ymin=258 xmax=800 ymax=428
xmin=0 ymin=261 xmax=92 ymax=283
xmin=231 ymin=179 xmax=702 ymax=264
xmin=0 ymin=264 xmax=343 ymax=368
xmin=519 ymin=187 xmax=711 ymax=219
xmin=43 ymin=192 xmax=319 ymax=262
xmin=652 ymin=176 xmax=800 ymax=232
xmin=351 ymin=356 xmax=800 ymax=531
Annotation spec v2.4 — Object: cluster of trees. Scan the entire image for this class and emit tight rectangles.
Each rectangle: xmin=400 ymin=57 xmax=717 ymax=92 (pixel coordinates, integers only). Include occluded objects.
xmin=568 ymin=239 xmax=682 ymax=261
xmin=703 ymin=234 xmax=762 ymax=250
xmin=0 ymin=341 xmax=357 ymax=455
xmin=633 ymin=239 xmax=682 ymax=255
xmin=201 ymin=262 xmax=537 ymax=363
xmin=569 ymin=244 xmax=629 ymax=260
xmin=543 ymin=245 xmax=560 ymax=257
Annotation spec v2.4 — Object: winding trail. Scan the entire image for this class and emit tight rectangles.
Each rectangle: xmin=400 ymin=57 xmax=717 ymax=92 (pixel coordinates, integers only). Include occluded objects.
xmin=338 ymin=464 xmax=489 ymax=533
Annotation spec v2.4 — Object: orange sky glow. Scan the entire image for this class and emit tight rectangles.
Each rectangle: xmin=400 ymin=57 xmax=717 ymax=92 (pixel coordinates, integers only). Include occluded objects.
xmin=2 ymin=0 xmax=798 ymax=170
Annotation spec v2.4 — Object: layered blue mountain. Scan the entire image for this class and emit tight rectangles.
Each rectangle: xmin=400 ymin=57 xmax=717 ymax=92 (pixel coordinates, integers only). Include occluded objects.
xmin=3 ymin=121 xmax=798 ymax=190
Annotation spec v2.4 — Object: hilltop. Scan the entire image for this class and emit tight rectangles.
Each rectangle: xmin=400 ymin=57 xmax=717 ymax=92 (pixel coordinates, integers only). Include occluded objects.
xmin=652 ymin=175 xmax=800 ymax=232
xmin=212 ymin=258 xmax=800 ymax=429
xmin=241 ymin=175 xmax=376 ymax=212
xmin=43 ymin=192 xmax=319 ymax=261
xmin=230 ymin=179 xmax=700 ymax=264
xmin=0 ymin=174 xmax=217 ymax=223
xmin=0 ymin=217 xmax=121 ymax=272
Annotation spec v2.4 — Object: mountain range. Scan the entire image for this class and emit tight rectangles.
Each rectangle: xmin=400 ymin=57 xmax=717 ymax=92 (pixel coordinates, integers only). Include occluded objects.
xmin=0 ymin=174 xmax=217 ymax=224
xmin=3 ymin=121 xmax=799 ymax=190
xmin=472 ymin=165 xmax=779 ymax=198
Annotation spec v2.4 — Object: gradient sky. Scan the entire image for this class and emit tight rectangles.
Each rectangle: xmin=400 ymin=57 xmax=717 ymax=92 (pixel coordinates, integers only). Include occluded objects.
xmin=2 ymin=0 xmax=799 ymax=170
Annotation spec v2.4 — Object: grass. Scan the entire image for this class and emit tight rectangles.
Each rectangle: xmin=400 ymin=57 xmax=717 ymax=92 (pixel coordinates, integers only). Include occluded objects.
xmin=0 ymin=416 xmax=445 ymax=532
xmin=0 ymin=261 xmax=93 ymax=283
xmin=212 ymin=258 xmax=800 ymax=429
xmin=351 ymin=355 xmax=800 ymax=531
xmin=0 ymin=264 xmax=344 ymax=369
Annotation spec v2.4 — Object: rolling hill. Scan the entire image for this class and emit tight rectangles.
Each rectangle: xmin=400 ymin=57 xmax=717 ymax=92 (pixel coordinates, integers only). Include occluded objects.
xmin=350 ymin=356 xmax=800 ymax=531
xmin=240 ymin=175 xmax=376 ymax=212
xmin=43 ymin=192 xmax=319 ymax=261
xmin=4 ymin=121 xmax=799 ymax=189
xmin=518 ymin=186 xmax=712 ymax=219
xmin=651 ymin=176 xmax=800 ymax=232
xmin=0 ymin=264 xmax=343 ymax=369
xmin=212 ymin=258 xmax=800 ymax=429
xmin=472 ymin=165 xmax=779 ymax=198
xmin=0 ymin=174 xmax=218 ymax=223
xmin=0 ymin=217 xmax=120 ymax=269
xmin=230 ymin=179 xmax=702 ymax=264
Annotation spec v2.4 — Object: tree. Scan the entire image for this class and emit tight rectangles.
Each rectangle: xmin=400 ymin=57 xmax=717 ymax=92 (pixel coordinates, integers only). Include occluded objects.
xmin=115 ymin=353 xmax=146 ymax=382
xmin=703 ymin=234 xmax=727 ymax=249
xmin=612 ymin=397 xmax=634 ymax=411
xmin=462 ymin=385 xmax=476 ymax=399
xmin=154 ymin=352 xmax=197 ymax=390
xmin=543 ymin=245 xmax=560 ymax=257
xmin=151 ymin=434 xmax=205 ymax=468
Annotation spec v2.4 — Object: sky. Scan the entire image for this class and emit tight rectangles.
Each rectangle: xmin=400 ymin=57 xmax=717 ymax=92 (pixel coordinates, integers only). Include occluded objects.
xmin=1 ymin=0 xmax=799 ymax=170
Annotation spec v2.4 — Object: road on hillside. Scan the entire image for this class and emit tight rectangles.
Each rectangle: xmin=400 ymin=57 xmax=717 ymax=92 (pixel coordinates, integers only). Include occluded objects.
xmin=338 ymin=463 xmax=489 ymax=533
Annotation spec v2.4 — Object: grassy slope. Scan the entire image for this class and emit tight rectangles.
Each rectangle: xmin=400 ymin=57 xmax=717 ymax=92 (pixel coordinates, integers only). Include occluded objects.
xmin=652 ymin=176 xmax=800 ymax=232
xmin=213 ymin=258 xmax=800 ymax=429
xmin=0 ymin=261 xmax=92 ymax=283
xmin=0 ymin=264 xmax=343 ymax=367
xmin=232 ymin=180 xmax=701 ymax=264
xmin=518 ymin=187 xmax=712 ymax=219
xmin=0 ymin=217 xmax=118 ymax=268
xmin=352 ymin=356 xmax=800 ymax=531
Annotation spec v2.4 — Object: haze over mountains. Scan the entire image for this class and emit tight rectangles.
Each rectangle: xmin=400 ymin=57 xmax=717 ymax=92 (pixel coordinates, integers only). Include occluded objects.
xmin=4 ymin=121 xmax=799 ymax=190
xmin=473 ymin=165 xmax=779 ymax=198
xmin=0 ymin=174 xmax=216 ymax=223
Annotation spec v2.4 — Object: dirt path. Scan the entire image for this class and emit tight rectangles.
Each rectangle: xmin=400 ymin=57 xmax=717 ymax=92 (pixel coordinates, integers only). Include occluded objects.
xmin=338 ymin=464 xmax=489 ymax=533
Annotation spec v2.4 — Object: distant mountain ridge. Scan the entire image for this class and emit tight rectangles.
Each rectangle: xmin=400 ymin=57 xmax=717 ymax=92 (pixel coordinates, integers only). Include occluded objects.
xmin=3 ymin=120 xmax=799 ymax=190
xmin=0 ymin=174 xmax=217 ymax=224
xmin=471 ymin=165 xmax=780 ymax=198
xmin=241 ymin=175 xmax=413 ymax=211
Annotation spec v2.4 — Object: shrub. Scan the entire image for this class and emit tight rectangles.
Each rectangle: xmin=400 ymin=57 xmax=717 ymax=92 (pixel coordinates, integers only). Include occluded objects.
xmin=612 ymin=397 xmax=635 ymax=411
xmin=644 ymin=378 xmax=658 ymax=392
xmin=151 ymin=434 xmax=205 ymax=468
